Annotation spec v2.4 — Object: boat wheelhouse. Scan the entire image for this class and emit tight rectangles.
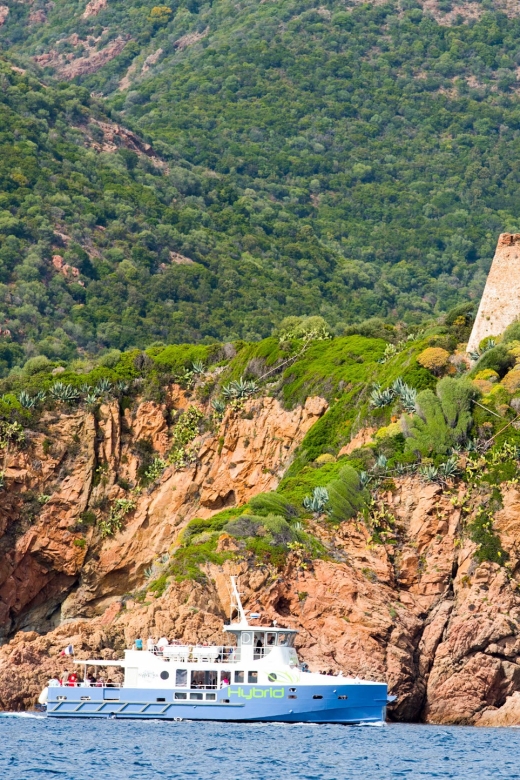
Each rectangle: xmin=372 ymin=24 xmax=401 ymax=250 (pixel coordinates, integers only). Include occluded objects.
xmin=41 ymin=578 xmax=392 ymax=724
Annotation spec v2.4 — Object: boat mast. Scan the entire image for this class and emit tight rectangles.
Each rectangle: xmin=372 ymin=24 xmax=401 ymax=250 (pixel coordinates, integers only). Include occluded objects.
xmin=229 ymin=576 xmax=248 ymax=626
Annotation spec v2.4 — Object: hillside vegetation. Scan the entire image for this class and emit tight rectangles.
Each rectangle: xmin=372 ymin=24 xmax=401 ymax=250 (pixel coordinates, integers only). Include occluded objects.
xmin=1 ymin=1 xmax=520 ymax=361
xmin=3 ymin=308 xmax=520 ymax=586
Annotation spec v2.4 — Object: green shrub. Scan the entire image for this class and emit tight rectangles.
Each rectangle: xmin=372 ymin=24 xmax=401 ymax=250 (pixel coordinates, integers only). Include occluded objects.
xmin=445 ymin=302 xmax=475 ymax=327
xmin=472 ymin=345 xmax=515 ymax=378
xmin=98 ymin=349 xmax=122 ymax=368
xmin=468 ymin=501 xmax=508 ymax=565
xmin=404 ymin=378 xmax=476 ymax=457
xmin=248 ymin=492 xmax=297 ymax=519
xmin=224 ymin=516 xmax=263 ymax=538
xmin=326 ymin=465 xmax=369 ymax=524
xmin=23 ymin=356 xmax=52 ymax=376
xmin=502 ymin=320 xmax=520 ymax=344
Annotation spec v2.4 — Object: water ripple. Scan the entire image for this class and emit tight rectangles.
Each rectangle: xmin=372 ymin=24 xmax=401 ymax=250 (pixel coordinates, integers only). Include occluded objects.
xmin=0 ymin=719 xmax=518 ymax=779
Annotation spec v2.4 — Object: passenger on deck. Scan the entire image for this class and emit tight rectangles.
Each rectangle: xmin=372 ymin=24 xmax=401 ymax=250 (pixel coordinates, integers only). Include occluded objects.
xmin=59 ymin=670 xmax=69 ymax=686
xmin=157 ymin=637 xmax=169 ymax=652
xmin=67 ymin=672 xmax=78 ymax=687
xmin=134 ymin=637 xmax=143 ymax=651
xmin=106 ymin=678 xmax=115 ymax=688
xmin=96 ymin=676 xmax=105 ymax=687
xmin=221 ymin=676 xmax=230 ymax=688
xmin=147 ymin=637 xmax=155 ymax=652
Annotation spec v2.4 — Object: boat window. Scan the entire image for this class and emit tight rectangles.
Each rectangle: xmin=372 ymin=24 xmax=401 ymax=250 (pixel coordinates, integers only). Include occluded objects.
xmin=174 ymin=692 xmax=187 ymax=700
xmin=248 ymin=671 xmax=258 ymax=684
xmin=278 ymin=633 xmax=288 ymax=646
xmin=156 ymin=698 xmax=166 ymax=703
xmin=288 ymin=695 xmax=297 ymax=699
xmin=176 ymin=669 xmax=188 ymax=687
xmin=313 ymin=695 xmax=323 ymax=700
xmin=268 ymin=673 xmax=277 ymax=682
xmin=160 ymin=671 xmax=169 ymax=680
xmin=234 ymin=670 xmax=244 ymax=683
xmin=206 ymin=693 xmax=216 ymax=701
xmin=266 ymin=633 xmax=276 ymax=647
xmin=191 ymin=670 xmax=218 ymax=689
xmin=190 ymin=692 xmax=203 ymax=701
xmin=338 ymin=695 xmax=348 ymax=700
xmin=239 ymin=631 xmax=252 ymax=647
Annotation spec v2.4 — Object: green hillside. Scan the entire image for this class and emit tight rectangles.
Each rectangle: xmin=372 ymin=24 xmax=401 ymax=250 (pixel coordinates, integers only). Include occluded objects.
xmin=1 ymin=0 xmax=520 ymax=365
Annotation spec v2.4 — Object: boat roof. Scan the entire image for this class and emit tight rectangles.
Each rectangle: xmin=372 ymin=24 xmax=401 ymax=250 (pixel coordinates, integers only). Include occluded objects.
xmin=224 ymin=624 xmax=297 ymax=633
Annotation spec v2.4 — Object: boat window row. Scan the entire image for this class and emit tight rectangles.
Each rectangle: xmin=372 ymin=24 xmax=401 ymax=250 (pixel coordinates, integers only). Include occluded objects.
xmin=174 ymin=692 xmax=217 ymax=701
xmin=170 ymin=669 xmax=259 ymax=689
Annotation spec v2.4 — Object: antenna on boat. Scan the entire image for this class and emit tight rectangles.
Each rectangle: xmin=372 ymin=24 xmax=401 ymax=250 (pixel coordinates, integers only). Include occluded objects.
xmin=229 ymin=576 xmax=248 ymax=626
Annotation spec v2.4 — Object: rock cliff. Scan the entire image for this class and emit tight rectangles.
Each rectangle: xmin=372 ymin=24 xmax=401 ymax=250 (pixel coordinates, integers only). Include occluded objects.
xmin=3 ymin=387 xmax=520 ymax=726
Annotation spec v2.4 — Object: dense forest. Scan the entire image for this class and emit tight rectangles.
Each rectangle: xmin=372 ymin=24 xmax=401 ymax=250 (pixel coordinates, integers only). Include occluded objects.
xmin=1 ymin=0 xmax=520 ymax=368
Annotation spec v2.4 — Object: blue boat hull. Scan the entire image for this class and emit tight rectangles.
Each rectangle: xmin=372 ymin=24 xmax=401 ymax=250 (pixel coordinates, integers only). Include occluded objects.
xmin=45 ymin=683 xmax=388 ymax=724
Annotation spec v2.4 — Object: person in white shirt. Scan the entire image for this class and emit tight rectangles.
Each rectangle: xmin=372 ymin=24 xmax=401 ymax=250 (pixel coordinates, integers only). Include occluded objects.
xmin=157 ymin=637 xmax=169 ymax=652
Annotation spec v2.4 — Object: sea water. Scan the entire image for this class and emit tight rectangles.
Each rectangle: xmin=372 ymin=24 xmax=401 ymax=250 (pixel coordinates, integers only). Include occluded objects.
xmin=1 ymin=716 xmax=519 ymax=779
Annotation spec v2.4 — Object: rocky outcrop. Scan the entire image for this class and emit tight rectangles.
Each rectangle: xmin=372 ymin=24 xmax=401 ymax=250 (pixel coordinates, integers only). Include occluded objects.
xmin=0 ymin=390 xmax=327 ymax=639
xmin=3 ymin=390 xmax=520 ymax=725
xmin=34 ymin=36 xmax=129 ymax=79
xmin=82 ymin=0 xmax=107 ymax=18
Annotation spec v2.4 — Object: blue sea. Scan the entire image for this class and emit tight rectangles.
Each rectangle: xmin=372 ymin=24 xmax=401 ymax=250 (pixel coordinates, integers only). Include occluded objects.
xmin=1 ymin=716 xmax=519 ymax=779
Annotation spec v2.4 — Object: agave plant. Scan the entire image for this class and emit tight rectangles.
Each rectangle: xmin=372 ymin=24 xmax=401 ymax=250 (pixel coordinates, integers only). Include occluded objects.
xmin=359 ymin=470 xmax=370 ymax=487
xmin=50 ymin=382 xmax=80 ymax=402
xmin=18 ymin=390 xmax=35 ymax=409
xmin=81 ymin=384 xmax=94 ymax=395
xmin=419 ymin=464 xmax=439 ymax=482
xmin=391 ymin=377 xmax=417 ymax=413
xmin=35 ymin=390 xmax=47 ymax=404
xmin=399 ymin=386 xmax=417 ymax=413
xmin=374 ymin=454 xmax=388 ymax=470
xmin=222 ymin=378 xmax=258 ymax=399
xmin=369 ymin=387 xmax=395 ymax=408
xmin=116 ymin=380 xmax=129 ymax=393
xmin=303 ymin=486 xmax=329 ymax=513
xmin=438 ymin=456 xmax=459 ymax=480
xmin=96 ymin=378 xmax=112 ymax=394
xmin=211 ymin=398 xmax=227 ymax=414
xmin=85 ymin=393 xmax=99 ymax=407
xmin=191 ymin=360 xmax=206 ymax=375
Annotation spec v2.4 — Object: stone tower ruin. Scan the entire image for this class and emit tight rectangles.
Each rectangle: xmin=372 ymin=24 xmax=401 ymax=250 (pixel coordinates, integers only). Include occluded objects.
xmin=467 ymin=233 xmax=520 ymax=354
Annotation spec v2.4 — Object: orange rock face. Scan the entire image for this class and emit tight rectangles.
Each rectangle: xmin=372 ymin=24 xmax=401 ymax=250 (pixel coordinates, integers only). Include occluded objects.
xmin=3 ymin=391 xmax=520 ymax=726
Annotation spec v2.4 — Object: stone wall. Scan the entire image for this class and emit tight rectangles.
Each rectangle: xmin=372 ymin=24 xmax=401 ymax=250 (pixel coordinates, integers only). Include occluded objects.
xmin=467 ymin=233 xmax=520 ymax=354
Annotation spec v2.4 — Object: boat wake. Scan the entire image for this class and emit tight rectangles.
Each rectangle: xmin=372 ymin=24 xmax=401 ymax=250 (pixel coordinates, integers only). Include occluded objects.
xmin=0 ymin=712 xmax=46 ymax=719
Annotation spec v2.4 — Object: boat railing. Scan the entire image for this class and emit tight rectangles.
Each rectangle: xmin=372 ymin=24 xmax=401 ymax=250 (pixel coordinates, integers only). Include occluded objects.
xmin=49 ymin=682 xmax=122 ymax=688
xmin=253 ymin=646 xmax=274 ymax=660
xmin=152 ymin=645 xmax=240 ymax=663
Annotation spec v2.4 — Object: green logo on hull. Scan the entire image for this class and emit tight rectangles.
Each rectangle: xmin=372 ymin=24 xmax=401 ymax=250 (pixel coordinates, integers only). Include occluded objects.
xmin=229 ymin=687 xmax=285 ymax=700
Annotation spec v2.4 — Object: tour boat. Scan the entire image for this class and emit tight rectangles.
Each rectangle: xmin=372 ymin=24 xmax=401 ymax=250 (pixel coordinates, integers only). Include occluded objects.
xmin=39 ymin=578 xmax=393 ymax=724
